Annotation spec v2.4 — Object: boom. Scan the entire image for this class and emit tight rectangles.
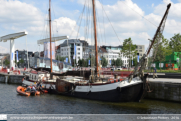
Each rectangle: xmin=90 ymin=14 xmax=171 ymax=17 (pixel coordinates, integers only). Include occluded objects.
xmin=128 ymin=3 xmax=171 ymax=82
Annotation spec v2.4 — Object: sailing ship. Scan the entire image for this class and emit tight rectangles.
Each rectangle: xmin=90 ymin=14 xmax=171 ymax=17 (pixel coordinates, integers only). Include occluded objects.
xmin=25 ymin=0 xmax=171 ymax=102
xmin=51 ymin=2 xmax=171 ymax=102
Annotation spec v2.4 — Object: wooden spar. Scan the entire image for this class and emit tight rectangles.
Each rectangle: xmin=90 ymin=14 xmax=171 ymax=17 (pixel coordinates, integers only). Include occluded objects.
xmin=147 ymin=3 xmax=171 ymax=56
xmin=49 ymin=0 xmax=52 ymax=73
xmin=92 ymin=0 xmax=99 ymax=75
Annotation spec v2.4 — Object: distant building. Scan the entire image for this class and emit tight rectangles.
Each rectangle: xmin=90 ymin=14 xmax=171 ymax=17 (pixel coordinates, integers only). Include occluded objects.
xmin=136 ymin=45 xmax=145 ymax=57
xmin=15 ymin=50 xmax=33 ymax=68
xmin=100 ymin=45 xmax=130 ymax=67
xmin=56 ymin=39 xmax=89 ymax=64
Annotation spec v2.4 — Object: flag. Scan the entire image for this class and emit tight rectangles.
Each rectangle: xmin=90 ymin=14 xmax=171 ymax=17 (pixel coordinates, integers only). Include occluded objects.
xmin=66 ymin=58 xmax=68 ymax=63
xmin=74 ymin=43 xmax=76 ymax=58
xmin=88 ymin=60 xmax=90 ymax=65
xmin=110 ymin=60 xmax=111 ymax=65
xmin=137 ymin=55 xmax=139 ymax=62
xmin=16 ymin=51 xmax=19 ymax=62
xmin=70 ymin=59 xmax=71 ymax=64
xmin=11 ymin=52 xmax=13 ymax=60
xmin=132 ymin=60 xmax=133 ymax=65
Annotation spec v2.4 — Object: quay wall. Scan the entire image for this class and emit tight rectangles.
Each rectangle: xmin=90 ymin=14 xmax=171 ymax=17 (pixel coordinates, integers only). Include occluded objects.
xmin=145 ymin=80 xmax=181 ymax=102
xmin=0 ymin=73 xmax=23 ymax=84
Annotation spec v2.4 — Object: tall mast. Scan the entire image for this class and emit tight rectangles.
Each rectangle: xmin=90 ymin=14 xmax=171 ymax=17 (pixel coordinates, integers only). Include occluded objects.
xmin=49 ymin=0 xmax=52 ymax=73
xmin=92 ymin=0 xmax=99 ymax=75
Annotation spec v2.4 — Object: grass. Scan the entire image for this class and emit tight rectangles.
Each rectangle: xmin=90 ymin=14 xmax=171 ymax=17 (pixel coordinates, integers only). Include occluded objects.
xmin=115 ymin=69 xmax=181 ymax=73
xmin=145 ymin=69 xmax=181 ymax=73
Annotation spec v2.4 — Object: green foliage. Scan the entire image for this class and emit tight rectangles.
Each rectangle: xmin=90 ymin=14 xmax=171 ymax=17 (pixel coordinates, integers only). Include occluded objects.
xmin=111 ymin=59 xmax=116 ymax=66
xmin=115 ymin=58 xmax=123 ymax=66
xmin=4 ymin=59 xmax=10 ymax=67
xmin=56 ymin=56 xmax=68 ymax=62
xmin=19 ymin=59 xmax=24 ymax=64
xmin=132 ymin=57 xmax=138 ymax=66
xmin=150 ymin=35 xmax=172 ymax=63
xmin=101 ymin=56 xmax=108 ymax=67
xmin=121 ymin=38 xmax=137 ymax=58
xmin=78 ymin=59 xmax=89 ymax=67
xmin=78 ymin=59 xmax=83 ymax=67
xmin=169 ymin=33 xmax=181 ymax=52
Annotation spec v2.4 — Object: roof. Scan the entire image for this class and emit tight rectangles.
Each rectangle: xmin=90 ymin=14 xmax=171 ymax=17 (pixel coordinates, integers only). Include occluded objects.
xmin=99 ymin=47 xmax=107 ymax=53
xmin=37 ymin=36 xmax=69 ymax=45
xmin=60 ymin=39 xmax=82 ymax=47
xmin=56 ymin=45 xmax=61 ymax=50
xmin=0 ymin=31 xmax=28 ymax=42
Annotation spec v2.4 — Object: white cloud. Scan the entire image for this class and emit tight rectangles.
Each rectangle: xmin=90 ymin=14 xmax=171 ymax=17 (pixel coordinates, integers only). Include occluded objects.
xmin=1 ymin=0 xmax=181 ymax=54
xmin=152 ymin=3 xmax=154 ymax=7
xmin=0 ymin=45 xmax=8 ymax=53
xmin=53 ymin=17 xmax=77 ymax=37
xmin=0 ymin=0 xmax=80 ymax=52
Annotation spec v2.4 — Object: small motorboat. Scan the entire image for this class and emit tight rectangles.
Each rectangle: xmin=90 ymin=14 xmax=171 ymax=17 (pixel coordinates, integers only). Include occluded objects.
xmin=16 ymin=86 xmax=40 ymax=96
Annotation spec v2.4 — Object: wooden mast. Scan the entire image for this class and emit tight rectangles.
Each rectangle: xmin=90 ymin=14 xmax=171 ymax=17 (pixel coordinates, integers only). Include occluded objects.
xmin=92 ymin=0 xmax=99 ymax=75
xmin=49 ymin=0 xmax=53 ymax=73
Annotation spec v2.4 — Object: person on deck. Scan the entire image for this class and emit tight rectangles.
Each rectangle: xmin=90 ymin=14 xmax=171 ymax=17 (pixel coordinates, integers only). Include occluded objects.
xmin=153 ymin=66 xmax=158 ymax=79
xmin=32 ymin=86 xmax=36 ymax=91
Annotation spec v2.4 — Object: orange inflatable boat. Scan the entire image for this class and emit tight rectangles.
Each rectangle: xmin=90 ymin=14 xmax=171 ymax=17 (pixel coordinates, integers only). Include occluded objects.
xmin=16 ymin=86 xmax=40 ymax=96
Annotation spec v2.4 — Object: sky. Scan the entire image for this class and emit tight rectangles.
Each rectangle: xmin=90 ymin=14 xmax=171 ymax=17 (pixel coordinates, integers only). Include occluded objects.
xmin=0 ymin=0 xmax=181 ymax=53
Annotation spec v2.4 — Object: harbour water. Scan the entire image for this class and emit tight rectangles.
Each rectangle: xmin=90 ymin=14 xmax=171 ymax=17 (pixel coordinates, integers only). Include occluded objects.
xmin=1 ymin=83 xmax=181 ymax=114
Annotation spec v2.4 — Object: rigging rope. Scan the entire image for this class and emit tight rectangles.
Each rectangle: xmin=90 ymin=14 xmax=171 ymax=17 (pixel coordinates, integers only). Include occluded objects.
xmin=99 ymin=0 xmax=122 ymax=45
xmin=120 ymin=0 xmax=157 ymax=28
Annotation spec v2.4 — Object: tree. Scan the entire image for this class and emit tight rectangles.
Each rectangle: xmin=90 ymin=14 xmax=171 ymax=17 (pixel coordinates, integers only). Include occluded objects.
xmin=115 ymin=58 xmax=123 ymax=66
xmin=132 ymin=57 xmax=138 ymax=66
xmin=101 ymin=57 xmax=108 ymax=67
xmin=111 ymin=59 xmax=116 ymax=66
xmin=78 ymin=59 xmax=83 ymax=67
xmin=19 ymin=59 xmax=24 ymax=66
xmin=150 ymin=35 xmax=172 ymax=62
xmin=4 ymin=59 xmax=10 ymax=67
xmin=169 ymin=33 xmax=181 ymax=52
xmin=56 ymin=56 xmax=68 ymax=62
xmin=121 ymin=38 xmax=137 ymax=67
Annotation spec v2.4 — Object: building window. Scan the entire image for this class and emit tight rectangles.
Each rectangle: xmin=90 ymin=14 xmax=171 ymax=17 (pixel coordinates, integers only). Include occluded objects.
xmin=139 ymin=46 xmax=142 ymax=49
xmin=78 ymin=48 xmax=80 ymax=50
xmin=77 ymin=44 xmax=80 ymax=46
xmin=139 ymin=50 xmax=142 ymax=52
xmin=78 ymin=52 xmax=80 ymax=55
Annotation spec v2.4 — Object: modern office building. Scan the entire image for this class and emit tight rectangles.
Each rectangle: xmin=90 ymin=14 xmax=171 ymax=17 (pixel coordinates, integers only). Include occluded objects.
xmin=15 ymin=50 xmax=33 ymax=68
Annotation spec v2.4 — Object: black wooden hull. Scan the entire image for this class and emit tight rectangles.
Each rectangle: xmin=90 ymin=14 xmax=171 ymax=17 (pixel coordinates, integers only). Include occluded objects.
xmin=49 ymin=82 xmax=143 ymax=102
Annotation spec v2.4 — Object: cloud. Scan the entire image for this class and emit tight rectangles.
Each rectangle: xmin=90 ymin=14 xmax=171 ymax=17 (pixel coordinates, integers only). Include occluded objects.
xmin=1 ymin=0 xmax=181 ymax=54
xmin=0 ymin=0 xmax=80 ymax=52
xmin=0 ymin=45 xmax=8 ymax=53
xmin=152 ymin=3 xmax=154 ymax=7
